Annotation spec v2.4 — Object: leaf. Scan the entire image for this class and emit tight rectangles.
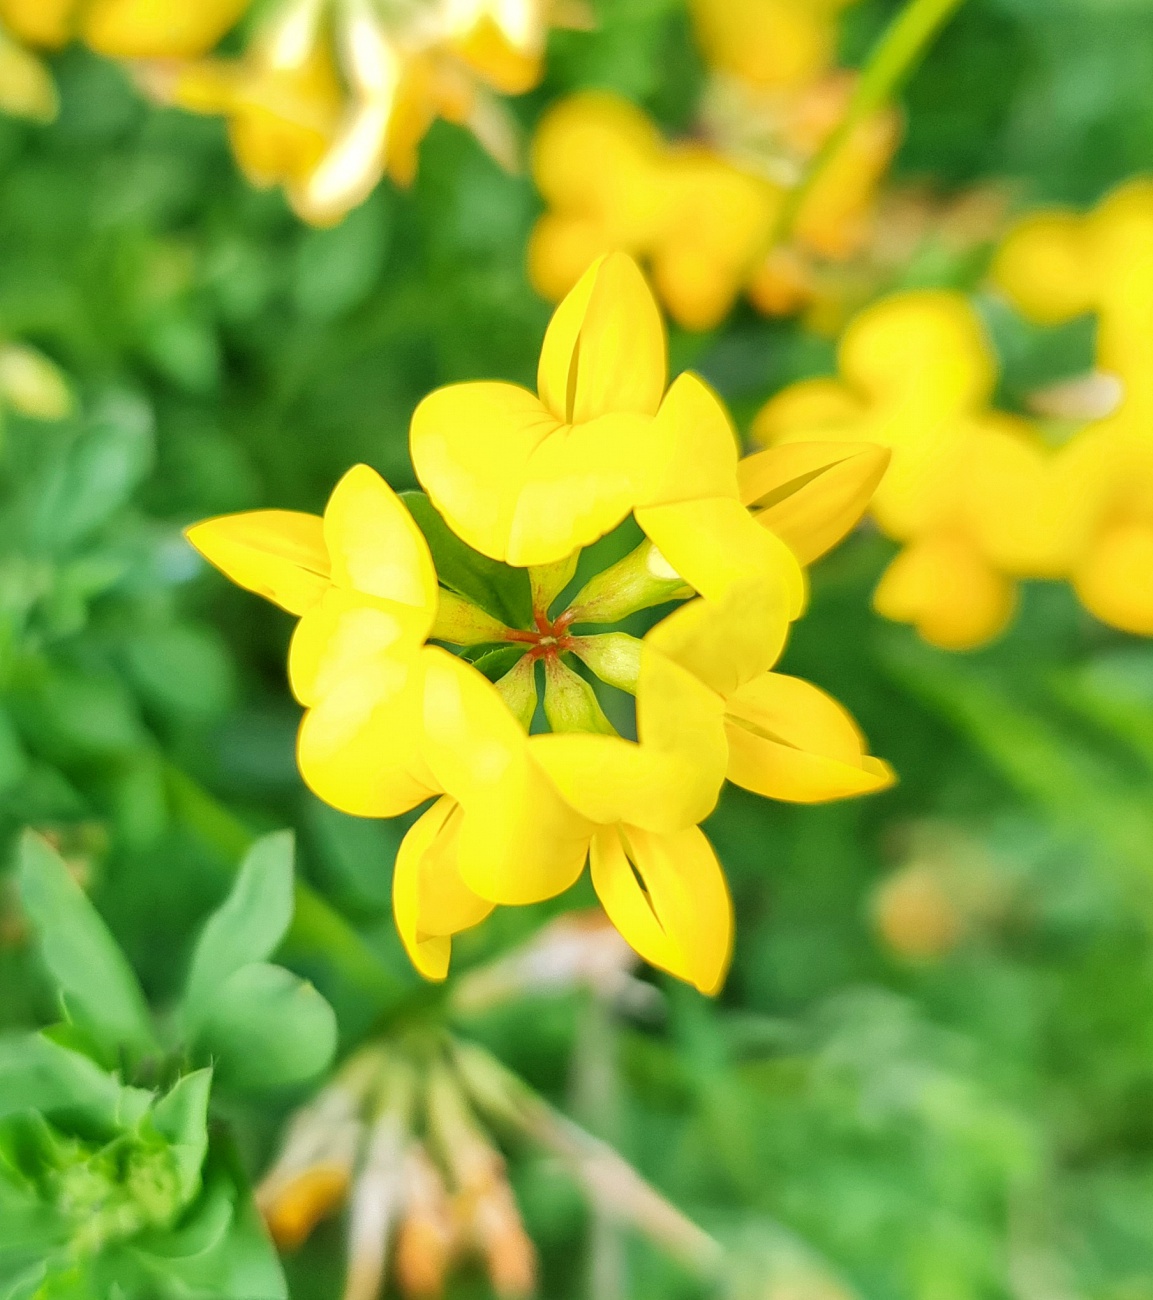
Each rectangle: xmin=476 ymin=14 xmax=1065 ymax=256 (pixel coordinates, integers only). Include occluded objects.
xmin=0 ymin=1033 xmax=138 ymax=1127
xmin=30 ymin=393 xmax=154 ymax=552
xmin=150 ymin=1071 xmax=212 ymax=1207
xmin=17 ymin=833 xmax=157 ymax=1062
xmin=191 ymin=963 xmax=337 ymax=1091
xmin=293 ymin=192 xmax=390 ymax=321
xmin=181 ymin=832 xmax=295 ymax=1026
xmin=401 ymin=490 xmax=533 ymax=628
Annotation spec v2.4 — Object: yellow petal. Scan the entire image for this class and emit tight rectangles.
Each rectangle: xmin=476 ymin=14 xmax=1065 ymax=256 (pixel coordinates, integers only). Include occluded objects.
xmin=323 ymin=464 xmax=438 ymax=618
xmin=296 ymin=649 xmax=438 ymax=819
xmin=590 ymin=824 xmax=733 ymax=995
xmin=410 ymin=380 xmax=558 ymax=562
xmin=991 ymin=210 xmax=1094 ymax=326
xmin=739 ymin=441 xmax=890 ymax=565
xmin=645 ymin=576 xmax=789 ymax=700
xmin=874 ymin=536 xmax=1016 ymax=651
xmin=0 ymin=0 xmax=74 ymax=48
xmin=724 ymin=672 xmax=894 ymax=802
xmin=537 ymin=252 xmax=666 ymax=426
xmin=636 ymin=496 xmax=806 ymax=618
xmin=506 ymin=412 xmax=665 ymax=567
xmin=421 ymin=649 xmax=592 ymax=905
xmin=82 ymin=0 xmax=248 ymax=58
xmin=530 ymin=645 xmax=728 ymax=831
xmin=393 ymin=797 xmax=494 ymax=982
xmin=288 ymin=588 xmax=430 ymax=706
xmin=641 ymin=372 xmax=741 ymax=507
xmin=1074 ymin=523 xmax=1153 ymax=636
xmin=185 ymin=510 xmax=331 ymax=615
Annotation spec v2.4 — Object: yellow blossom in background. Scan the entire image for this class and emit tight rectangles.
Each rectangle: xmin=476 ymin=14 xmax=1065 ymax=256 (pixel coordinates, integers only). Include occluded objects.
xmin=753 ymin=290 xmax=1064 ymax=650
xmin=994 ymin=178 xmax=1153 ymax=636
xmin=528 ymin=0 xmax=898 ymax=331
xmin=188 ymin=253 xmax=892 ymax=994
xmin=142 ymin=0 xmax=591 ymax=226
xmin=0 ymin=0 xmax=250 ymax=56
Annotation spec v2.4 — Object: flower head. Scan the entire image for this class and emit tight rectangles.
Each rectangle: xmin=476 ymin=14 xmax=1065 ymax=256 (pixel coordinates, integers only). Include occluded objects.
xmin=189 ymin=252 xmax=891 ymax=992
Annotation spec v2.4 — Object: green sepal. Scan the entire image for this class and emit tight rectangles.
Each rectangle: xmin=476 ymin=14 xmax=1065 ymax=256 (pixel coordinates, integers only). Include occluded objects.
xmin=401 ymin=491 xmax=533 ymax=628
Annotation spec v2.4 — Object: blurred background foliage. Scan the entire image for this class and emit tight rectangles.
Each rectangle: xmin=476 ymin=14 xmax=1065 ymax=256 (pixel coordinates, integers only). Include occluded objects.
xmin=5 ymin=0 xmax=1153 ymax=1296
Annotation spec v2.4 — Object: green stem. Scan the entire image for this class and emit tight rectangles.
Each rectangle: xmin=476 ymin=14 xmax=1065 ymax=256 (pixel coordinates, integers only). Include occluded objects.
xmin=774 ymin=0 xmax=968 ymax=243
xmin=163 ymin=765 xmax=407 ymax=1011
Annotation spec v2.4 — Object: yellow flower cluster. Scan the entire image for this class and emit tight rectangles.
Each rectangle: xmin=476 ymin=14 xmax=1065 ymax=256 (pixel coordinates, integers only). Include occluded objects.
xmin=754 ymin=178 xmax=1153 ymax=649
xmin=753 ymin=290 xmax=1062 ymax=650
xmin=528 ymin=0 xmax=898 ymax=331
xmin=993 ymin=179 xmax=1153 ymax=637
xmin=188 ymin=254 xmax=893 ymax=993
xmin=149 ymin=0 xmax=589 ymax=226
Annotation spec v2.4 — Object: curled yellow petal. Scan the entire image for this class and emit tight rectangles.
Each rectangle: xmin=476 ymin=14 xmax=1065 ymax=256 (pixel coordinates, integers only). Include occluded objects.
xmin=724 ymin=672 xmax=894 ymax=803
xmin=739 ymin=441 xmax=890 ymax=565
xmin=185 ymin=510 xmax=331 ymax=615
xmin=537 ymin=252 xmax=666 ymax=426
xmin=421 ymin=649 xmax=591 ymax=905
xmin=323 ymin=464 xmax=438 ymax=618
xmin=636 ymin=496 xmax=806 ymax=619
xmin=590 ymin=824 xmax=733 ymax=995
xmin=393 ymin=797 xmax=494 ymax=982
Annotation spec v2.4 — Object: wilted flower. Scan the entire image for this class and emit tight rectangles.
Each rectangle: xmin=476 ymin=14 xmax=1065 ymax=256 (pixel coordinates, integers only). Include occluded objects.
xmin=188 ymin=252 xmax=892 ymax=991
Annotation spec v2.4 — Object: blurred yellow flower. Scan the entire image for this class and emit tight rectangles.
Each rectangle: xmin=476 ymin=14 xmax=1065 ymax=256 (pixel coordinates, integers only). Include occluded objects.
xmin=754 ymin=290 xmax=1063 ymax=650
xmin=528 ymin=0 xmax=897 ymax=331
xmin=188 ymin=252 xmax=892 ymax=992
xmin=994 ymin=178 xmax=1153 ymax=636
xmin=0 ymin=0 xmax=249 ymax=56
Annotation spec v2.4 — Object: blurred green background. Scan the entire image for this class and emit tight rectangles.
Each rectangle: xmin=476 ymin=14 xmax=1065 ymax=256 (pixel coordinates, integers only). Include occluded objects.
xmin=5 ymin=0 xmax=1153 ymax=1296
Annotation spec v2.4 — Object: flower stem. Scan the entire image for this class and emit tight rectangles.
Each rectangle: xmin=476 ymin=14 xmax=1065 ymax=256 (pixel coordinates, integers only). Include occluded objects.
xmin=774 ymin=0 xmax=969 ymax=243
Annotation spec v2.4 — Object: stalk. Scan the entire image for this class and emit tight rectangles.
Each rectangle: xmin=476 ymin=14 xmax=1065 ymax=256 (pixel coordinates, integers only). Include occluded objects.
xmin=775 ymin=0 xmax=969 ymax=242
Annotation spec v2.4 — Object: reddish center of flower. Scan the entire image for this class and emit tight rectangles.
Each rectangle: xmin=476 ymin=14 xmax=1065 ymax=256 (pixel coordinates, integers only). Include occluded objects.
xmin=505 ymin=609 xmax=578 ymax=661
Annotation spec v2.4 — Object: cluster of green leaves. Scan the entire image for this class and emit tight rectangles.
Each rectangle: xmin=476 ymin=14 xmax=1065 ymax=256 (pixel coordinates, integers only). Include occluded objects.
xmin=1 ymin=831 xmax=335 ymax=1298
xmin=3 ymin=0 xmax=1153 ymax=1298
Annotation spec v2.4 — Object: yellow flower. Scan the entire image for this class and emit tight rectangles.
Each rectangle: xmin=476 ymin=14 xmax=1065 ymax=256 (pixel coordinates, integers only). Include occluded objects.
xmin=753 ymin=289 xmax=1065 ymax=650
xmin=994 ymin=179 xmax=1153 ymax=637
xmin=188 ymin=253 xmax=892 ymax=993
xmin=0 ymin=25 xmax=57 ymax=122
xmin=529 ymin=93 xmax=780 ymax=332
xmin=0 ymin=0 xmax=250 ymax=57
xmin=0 ymin=0 xmax=73 ymax=49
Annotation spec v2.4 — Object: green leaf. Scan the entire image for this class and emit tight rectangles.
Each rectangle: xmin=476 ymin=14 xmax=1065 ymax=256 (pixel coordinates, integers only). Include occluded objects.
xmin=17 ymin=832 xmax=157 ymax=1061
xmin=467 ymin=645 xmax=526 ymax=683
xmin=293 ymin=192 xmax=390 ymax=321
xmin=401 ymin=491 xmax=532 ymax=628
xmin=31 ymin=394 xmax=154 ymax=552
xmin=181 ymin=831 xmax=295 ymax=1025
xmin=191 ymin=963 xmax=337 ymax=1091
xmin=0 ymin=1034 xmax=150 ymax=1130
xmin=149 ymin=1071 xmax=212 ymax=1207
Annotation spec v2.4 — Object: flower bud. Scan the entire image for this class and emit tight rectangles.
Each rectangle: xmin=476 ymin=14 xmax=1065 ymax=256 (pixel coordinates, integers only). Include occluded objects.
xmin=566 ymin=539 xmax=691 ymax=624
xmin=0 ymin=344 xmax=73 ymax=420
xmin=395 ymin=1145 xmax=457 ymax=1299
